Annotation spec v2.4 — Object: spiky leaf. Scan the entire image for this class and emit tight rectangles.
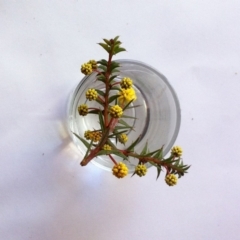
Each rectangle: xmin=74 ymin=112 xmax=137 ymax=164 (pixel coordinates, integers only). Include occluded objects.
xmin=126 ymin=136 xmax=141 ymax=152
xmin=98 ymin=112 xmax=105 ymax=131
xmin=96 ymin=89 xmax=105 ymax=97
xmin=123 ymin=99 xmax=134 ymax=111
xmin=88 ymin=109 xmax=100 ymax=114
xmin=109 ymin=75 xmax=119 ymax=82
xmin=103 ymin=38 xmax=111 ymax=45
xmin=121 ymin=115 xmax=137 ymax=119
xmin=140 ymin=142 xmax=148 ymax=155
xmin=97 ymin=59 xmax=108 ymax=66
xmin=108 ymin=94 xmax=120 ymax=104
xmin=72 ymin=133 xmax=90 ymax=149
xmin=114 ymin=47 xmax=126 ymax=55
xmin=98 ymin=43 xmax=110 ymax=53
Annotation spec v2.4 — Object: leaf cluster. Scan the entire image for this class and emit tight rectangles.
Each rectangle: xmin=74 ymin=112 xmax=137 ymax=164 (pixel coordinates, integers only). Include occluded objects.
xmin=98 ymin=36 xmax=126 ymax=55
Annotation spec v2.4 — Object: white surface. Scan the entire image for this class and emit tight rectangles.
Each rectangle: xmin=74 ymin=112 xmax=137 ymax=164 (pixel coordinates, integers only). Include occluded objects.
xmin=1 ymin=1 xmax=240 ymax=240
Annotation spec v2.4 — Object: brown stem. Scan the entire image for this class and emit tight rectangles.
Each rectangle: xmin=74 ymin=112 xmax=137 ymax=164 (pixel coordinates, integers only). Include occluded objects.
xmin=103 ymin=44 xmax=114 ymax=126
xmin=108 ymin=117 xmax=119 ymax=133
xmin=80 ymin=128 xmax=110 ymax=166
xmin=117 ymin=150 xmax=163 ymax=165
xmin=81 ymin=40 xmax=118 ymax=166
xmin=97 ymin=96 xmax=105 ymax=104
xmin=109 ymin=154 xmax=118 ymax=165
xmin=111 ymin=81 xmax=121 ymax=87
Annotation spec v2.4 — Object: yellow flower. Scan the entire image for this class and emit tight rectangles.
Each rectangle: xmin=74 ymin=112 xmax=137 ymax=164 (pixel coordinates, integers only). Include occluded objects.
xmin=85 ymin=88 xmax=98 ymax=101
xmin=112 ymin=162 xmax=128 ymax=178
xmin=120 ymin=77 xmax=133 ymax=89
xmin=165 ymin=174 xmax=178 ymax=186
xmin=118 ymin=87 xmax=137 ymax=105
xmin=84 ymin=130 xmax=102 ymax=142
xmin=102 ymin=144 xmax=112 ymax=151
xmin=171 ymin=146 xmax=183 ymax=157
xmin=87 ymin=60 xmax=97 ymax=69
xmin=118 ymin=133 xmax=128 ymax=144
xmin=78 ymin=104 xmax=88 ymax=116
xmin=109 ymin=105 xmax=123 ymax=118
xmin=135 ymin=164 xmax=147 ymax=177
xmin=81 ymin=63 xmax=92 ymax=75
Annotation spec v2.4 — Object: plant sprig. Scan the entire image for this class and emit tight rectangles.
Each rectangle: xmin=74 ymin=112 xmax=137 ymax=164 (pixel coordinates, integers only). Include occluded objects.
xmin=75 ymin=37 xmax=190 ymax=186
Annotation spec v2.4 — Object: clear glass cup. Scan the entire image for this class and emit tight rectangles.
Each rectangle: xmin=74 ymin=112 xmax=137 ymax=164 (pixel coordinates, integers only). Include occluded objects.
xmin=67 ymin=60 xmax=181 ymax=173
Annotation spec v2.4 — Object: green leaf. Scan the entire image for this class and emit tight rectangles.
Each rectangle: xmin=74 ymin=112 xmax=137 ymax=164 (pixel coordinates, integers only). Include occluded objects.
xmin=98 ymin=43 xmax=110 ymax=53
xmin=88 ymin=109 xmax=100 ymax=114
xmin=103 ymin=38 xmax=111 ymax=45
xmin=109 ymin=75 xmax=119 ymax=82
xmin=108 ymin=94 xmax=120 ymax=104
xmin=110 ymin=86 xmax=121 ymax=91
xmin=126 ymin=135 xmax=141 ymax=152
xmin=145 ymin=148 xmax=160 ymax=157
xmin=125 ymin=104 xmax=142 ymax=110
xmin=121 ymin=115 xmax=137 ymax=119
xmin=111 ymin=69 xmax=120 ymax=73
xmin=97 ymin=150 xmax=127 ymax=160
xmin=95 ymin=89 xmax=105 ymax=97
xmin=97 ymin=150 xmax=112 ymax=155
xmin=114 ymin=125 xmax=132 ymax=130
xmin=72 ymin=133 xmax=90 ymax=148
xmin=118 ymin=119 xmax=132 ymax=128
xmin=112 ymin=150 xmax=128 ymax=160
xmin=114 ymin=47 xmax=126 ymax=55
xmin=156 ymin=166 xmax=162 ymax=180
xmin=113 ymin=36 xmax=120 ymax=42
xmin=95 ymin=98 xmax=104 ymax=106
xmin=122 ymin=99 xmax=134 ymax=111
xmin=174 ymin=159 xmax=180 ymax=166
xmin=113 ymin=44 xmax=121 ymax=53
xmin=98 ymin=65 xmax=107 ymax=71
xmin=97 ymin=74 xmax=106 ymax=82
xmin=84 ymin=140 xmax=93 ymax=158
xmin=98 ymin=112 xmax=105 ymax=131
xmin=140 ymin=142 xmax=148 ymax=155
xmin=131 ymin=172 xmax=136 ymax=177
xmin=105 ymin=139 xmax=117 ymax=149
xmin=161 ymin=156 xmax=174 ymax=164
xmin=149 ymin=161 xmax=162 ymax=180
xmin=110 ymin=61 xmax=120 ymax=71
xmin=108 ymin=130 xmax=128 ymax=138
xmin=97 ymin=59 xmax=108 ymax=66
xmin=152 ymin=146 xmax=163 ymax=159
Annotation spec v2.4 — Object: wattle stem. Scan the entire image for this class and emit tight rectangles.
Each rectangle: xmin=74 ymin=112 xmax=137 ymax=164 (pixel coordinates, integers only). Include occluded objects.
xmin=104 ymin=45 xmax=114 ymax=126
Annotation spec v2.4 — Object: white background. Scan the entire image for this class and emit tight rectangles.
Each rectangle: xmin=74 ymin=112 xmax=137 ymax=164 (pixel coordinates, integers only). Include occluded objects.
xmin=1 ymin=1 xmax=240 ymax=239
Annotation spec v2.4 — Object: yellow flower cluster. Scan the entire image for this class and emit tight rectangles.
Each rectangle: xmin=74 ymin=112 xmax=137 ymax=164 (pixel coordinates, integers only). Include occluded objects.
xmin=81 ymin=63 xmax=92 ymax=75
xmin=84 ymin=130 xmax=102 ymax=142
xmin=118 ymin=133 xmax=128 ymax=144
xmin=120 ymin=77 xmax=133 ymax=89
xmin=109 ymin=105 xmax=123 ymax=118
xmin=165 ymin=174 xmax=178 ymax=186
xmin=135 ymin=164 xmax=147 ymax=177
xmin=102 ymin=144 xmax=112 ymax=151
xmin=118 ymin=88 xmax=137 ymax=105
xmin=81 ymin=59 xmax=97 ymax=75
xmin=78 ymin=104 xmax=88 ymax=116
xmin=86 ymin=88 xmax=98 ymax=101
xmin=112 ymin=162 xmax=128 ymax=178
xmin=88 ymin=60 xmax=97 ymax=69
xmin=171 ymin=146 xmax=183 ymax=157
